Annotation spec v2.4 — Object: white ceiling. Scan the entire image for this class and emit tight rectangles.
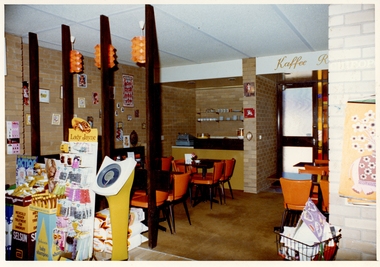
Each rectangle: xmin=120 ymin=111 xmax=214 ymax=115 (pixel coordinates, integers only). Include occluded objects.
xmin=4 ymin=4 xmax=328 ymax=69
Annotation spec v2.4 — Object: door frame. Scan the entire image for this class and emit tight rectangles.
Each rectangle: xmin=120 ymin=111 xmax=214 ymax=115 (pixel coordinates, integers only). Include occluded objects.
xmin=276 ymin=82 xmax=318 ymax=177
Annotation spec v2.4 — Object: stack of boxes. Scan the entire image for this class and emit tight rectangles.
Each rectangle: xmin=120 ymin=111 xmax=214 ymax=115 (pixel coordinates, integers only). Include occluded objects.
xmin=7 ymin=195 xmax=38 ymax=260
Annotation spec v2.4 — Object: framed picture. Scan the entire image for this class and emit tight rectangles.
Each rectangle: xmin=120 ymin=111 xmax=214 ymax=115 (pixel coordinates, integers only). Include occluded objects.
xmin=244 ymin=82 xmax=255 ymax=97
xmin=39 ymin=89 xmax=50 ymax=103
xmin=25 ymin=113 xmax=31 ymax=126
xmin=123 ymin=135 xmax=130 ymax=148
xmin=52 ymin=113 xmax=61 ymax=125
xmin=77 ymin=74 xmax=87 ymax=88
xmin=78 ymin=97 xmax=86 ymax=108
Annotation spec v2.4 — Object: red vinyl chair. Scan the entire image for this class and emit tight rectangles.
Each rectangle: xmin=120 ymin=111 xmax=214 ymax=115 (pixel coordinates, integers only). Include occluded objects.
xmin=192 ymin=161 xmax=224 ymax=209
xmin=279 ymin=177 xmax=312 ymax=229
xmin=219 ymin=158 xmax=236 ymax=203
xmin=131 ymin=190 xmax=173 ymax=234
xmin=161 ymin=156 xmax=173 ymax=171
xmin=172 ymin=159 xmax=186 ymax=173
xmin=166 ymin=172 xmax=192 ymax=233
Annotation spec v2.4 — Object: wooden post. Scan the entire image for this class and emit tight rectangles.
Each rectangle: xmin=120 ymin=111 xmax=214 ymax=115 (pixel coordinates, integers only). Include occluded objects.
xmin=29 ymin=32 xmax=40 ymax=156
xmin=61 ymin=25 xmax=74 ymax=141
xmin=145 ymin=4 xmax=162 ymax=248
xmin=100 ymin=15 xmax=115 ymax=159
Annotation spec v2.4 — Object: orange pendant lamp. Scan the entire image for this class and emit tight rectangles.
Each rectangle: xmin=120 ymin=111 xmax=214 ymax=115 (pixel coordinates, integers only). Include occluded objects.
xmin=131 ymin=21 xmax=145 ymax=64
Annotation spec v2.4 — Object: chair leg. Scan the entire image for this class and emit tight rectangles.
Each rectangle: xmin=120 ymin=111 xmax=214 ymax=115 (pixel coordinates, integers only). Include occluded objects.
xmin=219 ymin=183 xmax=226 ymax=204
xmin=227 ymin=180 xmax=234 ymax=199
xmin=218 ymin=185 xmax=223 ymax=205
xmin=182 ymin=200 xmax=191 ymax=226
xmin=162 ymin=206 xmax=173 ymax=234
xmin=188 ymin=183 xmax=193 ymax=207
xmin=209 ymin=186 xmax=213 ymax=209
xmin=168 ymin=203 xmax=175 ymax=234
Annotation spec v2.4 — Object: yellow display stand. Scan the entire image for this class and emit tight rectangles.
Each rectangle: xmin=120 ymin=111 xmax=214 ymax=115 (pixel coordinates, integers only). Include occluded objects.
xmin=105 ymin=169 xmax=134 ymax=261
xmin=91 ymin=156 xmax=136 ymax=261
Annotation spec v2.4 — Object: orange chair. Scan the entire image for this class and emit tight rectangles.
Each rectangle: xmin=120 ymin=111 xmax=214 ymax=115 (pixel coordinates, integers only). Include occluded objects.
xmin=314 ymin=159 xmax=329 ymax=165
xmin=161 ymin=156 xmax=173 ymax=171
xmin=219 ymin=158 xmax=236 ymax=203
xmin=172 ymin=159 xmax=186 ymax=173
xmin=131 ymin=190 xmax=173 ymax=234
xmin=298 ymin=168 xmax=324 ymax=206
xmin=166 ymin=172 xmax=192 ymax=233
xmin=279 ymin=178 xmax=312 ymax=229
xmin=319 ymin=179 xmax=329 ymax=221
xmin=192 ymin=161 xmax=224 ymax=209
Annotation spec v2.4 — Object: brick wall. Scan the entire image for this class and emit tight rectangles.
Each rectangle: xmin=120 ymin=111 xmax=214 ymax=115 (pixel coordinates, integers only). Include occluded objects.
xmin=328 ymin=4 xmax=376 ymax=260
xmin=4 ymin=33 xmax=145 ymax=185
xmin=161 ymin=85 xmax=196 ymax=157
xmin=256 ymin=75 xmax=278 ymax=192
xmin=195 ymin=87 xmax=243 ymax=137
xmin=242 ymin=58 xmax=257 ymax=193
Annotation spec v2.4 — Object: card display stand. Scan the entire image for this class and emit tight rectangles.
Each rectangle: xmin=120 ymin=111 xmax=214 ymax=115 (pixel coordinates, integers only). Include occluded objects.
xmin=48 ymin=128 xmax=98 ymax=261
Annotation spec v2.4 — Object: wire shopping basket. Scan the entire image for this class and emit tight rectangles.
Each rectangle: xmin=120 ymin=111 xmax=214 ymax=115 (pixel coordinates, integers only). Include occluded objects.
xmin=274 ymin=227 xmax=341 ymax=261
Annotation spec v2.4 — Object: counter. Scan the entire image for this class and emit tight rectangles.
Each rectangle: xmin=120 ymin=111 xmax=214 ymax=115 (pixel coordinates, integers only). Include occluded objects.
xmin=172 ymin=145 xmax=244 ymax=190
xmin=194 ymin=137 xmax=243 ymax=150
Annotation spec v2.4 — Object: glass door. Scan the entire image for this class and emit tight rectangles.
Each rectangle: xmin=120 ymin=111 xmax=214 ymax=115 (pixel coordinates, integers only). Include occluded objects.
xmin=277 ymin=82 xmax=318 ymax=179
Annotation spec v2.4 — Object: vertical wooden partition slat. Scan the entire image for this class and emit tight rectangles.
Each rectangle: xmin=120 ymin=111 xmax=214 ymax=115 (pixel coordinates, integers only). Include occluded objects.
xmin=100 ymin=15 xmax=115 ymax=159
xmin=145 ymin=4 xmax=162 ymax=249
xmin=29 ymin=32 xmax=40 ymax=156
xmin=61 ymin=25 xmax=74 ymax=141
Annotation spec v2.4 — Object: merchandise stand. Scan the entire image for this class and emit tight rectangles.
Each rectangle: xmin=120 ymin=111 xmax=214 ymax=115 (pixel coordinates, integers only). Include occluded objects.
xmin=91 ymin=156 xmax=136 ymax=261
xmin=50 ymin=123 xmax=98 ymax=261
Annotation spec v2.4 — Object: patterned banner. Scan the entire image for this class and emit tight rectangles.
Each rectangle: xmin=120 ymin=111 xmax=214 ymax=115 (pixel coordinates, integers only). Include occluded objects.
xmin=122 ymin=74 xmax=134 ymax=107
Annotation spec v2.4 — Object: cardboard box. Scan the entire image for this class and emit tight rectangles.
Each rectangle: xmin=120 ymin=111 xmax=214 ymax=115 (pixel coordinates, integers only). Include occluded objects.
xmin=31 ymin=206 xmax=61 ymax=261
xmin=6 ymin=194 xmax=33 ymax=207
xmin=6 ymin=204 xmax=13 ymax=260
xmin=11 ymin=230 xmax=36 ymax=260
xmin=12 ymin=205 xmax=38 ymax=234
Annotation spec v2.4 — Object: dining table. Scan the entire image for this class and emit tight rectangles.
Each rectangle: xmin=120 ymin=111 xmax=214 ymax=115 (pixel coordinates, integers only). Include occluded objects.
xmin=182 ymin=159 xmax=222 ymax=178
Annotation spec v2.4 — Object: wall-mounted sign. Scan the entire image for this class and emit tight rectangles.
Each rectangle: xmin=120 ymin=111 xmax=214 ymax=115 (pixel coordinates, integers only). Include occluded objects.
xmin=256 ymin=50 xmax=328 ymax=75
xmin=244 ymin=108 xmax=255 ymax=118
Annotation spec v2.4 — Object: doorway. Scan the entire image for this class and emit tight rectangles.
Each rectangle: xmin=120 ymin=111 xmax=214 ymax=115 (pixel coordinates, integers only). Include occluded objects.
xmin=276 ymin=76 xmax=328 ymax=179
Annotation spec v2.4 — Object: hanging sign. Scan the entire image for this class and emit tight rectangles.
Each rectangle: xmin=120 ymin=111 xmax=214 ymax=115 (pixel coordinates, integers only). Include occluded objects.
xmin=122 ymin=74 xmax=134 ymax=107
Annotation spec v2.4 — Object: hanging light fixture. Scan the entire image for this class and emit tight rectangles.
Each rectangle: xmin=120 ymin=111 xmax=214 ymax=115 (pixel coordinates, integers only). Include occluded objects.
xmin=70 ymin=36 xmax=83 ymax=73
xmin=131 ymin=21 xmax=145 ymax=64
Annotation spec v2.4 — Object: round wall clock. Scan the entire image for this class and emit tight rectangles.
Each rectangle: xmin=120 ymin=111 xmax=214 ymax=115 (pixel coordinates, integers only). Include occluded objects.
xmin=246 ymin=131 xmax=253 ymax=141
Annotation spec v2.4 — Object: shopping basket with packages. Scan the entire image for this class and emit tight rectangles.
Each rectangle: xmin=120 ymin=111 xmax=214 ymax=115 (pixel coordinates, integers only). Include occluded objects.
xmin=274 ymin=198 xmax=342 ymax=261
xmin=274 ymin=226 xmax=341 ymax=261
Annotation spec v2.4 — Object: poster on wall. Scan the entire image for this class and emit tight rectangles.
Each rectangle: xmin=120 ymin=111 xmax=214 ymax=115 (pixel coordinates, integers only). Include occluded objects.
xmin=6 ymin=121 xmax=20 ymax=155
xmin=122 ymin=74 xmax=134 ymax=107
xmin=244 ymin=82 xmax=255 ymax=97
xmin=339 ymin=99 xmax=376 ymax=204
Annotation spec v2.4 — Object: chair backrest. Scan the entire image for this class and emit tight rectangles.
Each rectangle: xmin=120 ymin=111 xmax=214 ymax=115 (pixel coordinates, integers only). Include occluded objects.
xmin=319 ymin=180 xmax=329 ymax=212
xmin=161 ymin=156 xmax=173 ymax=171
xmin=172 ymin=159 xmax=186 ymax=173
xmin=156 ymin=190 xmax=170 ymax=206
xmin=212 ymin=161 xmax=225 ymax=183
xmin=221 ymin=158 xmax=236 ymax=181
xmin=280 ymin=178 xmax=312 ymax=210
xmin=172 ymin=172 xmax=191 ymax=200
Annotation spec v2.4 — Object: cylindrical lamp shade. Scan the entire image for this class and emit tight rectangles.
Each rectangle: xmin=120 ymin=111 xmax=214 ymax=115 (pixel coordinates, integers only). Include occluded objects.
xmin=131 ymin=36 xmax=145 ymax=63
